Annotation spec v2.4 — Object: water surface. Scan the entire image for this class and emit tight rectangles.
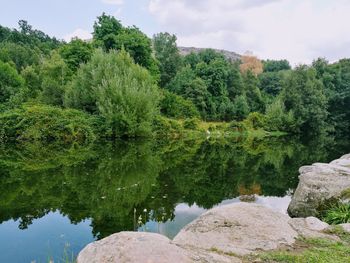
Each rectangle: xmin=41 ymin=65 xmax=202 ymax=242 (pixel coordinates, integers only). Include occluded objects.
xmin=0 ymin=135 xmax=349 ymax=262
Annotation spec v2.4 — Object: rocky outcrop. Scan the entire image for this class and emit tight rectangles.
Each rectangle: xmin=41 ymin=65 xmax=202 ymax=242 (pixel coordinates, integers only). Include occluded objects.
xmin=77 ymin=203 xmax=342 ymax=263
xmin=173 ymin=203 xmax=297 ymax=256
xmin=178 ymin=47 xmax=241 ymax=62
xmin=288 ymin=154 xmax=350 ymax=217
xmin=77 ymin=232 xmax=195 ymax=263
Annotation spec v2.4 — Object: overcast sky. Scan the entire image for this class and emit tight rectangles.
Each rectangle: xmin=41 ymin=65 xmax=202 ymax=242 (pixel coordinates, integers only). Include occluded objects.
xmin=1 ymin=0 xmax=349 ymax=65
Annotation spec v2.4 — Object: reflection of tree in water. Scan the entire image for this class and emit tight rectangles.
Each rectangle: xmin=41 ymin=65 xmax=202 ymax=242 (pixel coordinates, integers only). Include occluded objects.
xmin=0 ymin=134 xmax=349 ymax=239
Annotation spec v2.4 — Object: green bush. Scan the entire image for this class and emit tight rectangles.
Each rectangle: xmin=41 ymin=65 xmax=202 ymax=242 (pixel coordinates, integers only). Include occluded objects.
xmin=152 ymin=115 xmax=183 ymax=137
xmin=227 ymin=120 xmax=247 ymax=133
xmin=64 ymin=49 xmax=160 ymax=137
xmin=183 ymin=118 xmax=200 ymax=130
xmin=0 ymin=104 xmax=96 ymax=143
xmin=160 ymin=90 xmax=200 ymax=119
xmin=265 ymin=99 xmax=295 ymax=132
xmin=0 ymin=61 xmax=25 ymax=104
xmin=244 ymin=112 xmax=267 ymax=130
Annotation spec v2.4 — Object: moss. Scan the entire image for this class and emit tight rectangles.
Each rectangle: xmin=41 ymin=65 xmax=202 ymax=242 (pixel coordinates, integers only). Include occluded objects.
xmin=209 ymin=247 xmax=238 ymax=257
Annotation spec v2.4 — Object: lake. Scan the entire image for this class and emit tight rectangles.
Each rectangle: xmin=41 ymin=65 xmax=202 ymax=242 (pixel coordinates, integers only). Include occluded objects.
xmin=0 ymin=135 xmax=349 ymax=263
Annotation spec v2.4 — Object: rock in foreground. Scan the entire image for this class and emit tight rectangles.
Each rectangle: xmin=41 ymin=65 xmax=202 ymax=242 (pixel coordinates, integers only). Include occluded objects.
xmin=78 ymin=202 xmax=340 ymax=262
xmin=173 ymin=202 xmax=298 ymax=256
xmin=77 ymin=232 xmax=193 ymax=263
xmin=288 ymin=154 xmax=350 ymax=217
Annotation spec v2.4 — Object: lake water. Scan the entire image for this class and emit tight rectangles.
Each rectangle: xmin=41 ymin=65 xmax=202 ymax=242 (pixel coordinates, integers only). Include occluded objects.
xmin=0 ymin=135 xmax=349 ymax=263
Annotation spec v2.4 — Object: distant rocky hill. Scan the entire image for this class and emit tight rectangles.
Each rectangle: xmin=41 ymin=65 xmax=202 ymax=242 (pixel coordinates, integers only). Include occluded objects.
xmin=178 ymin=46 xmax=241 ymax=61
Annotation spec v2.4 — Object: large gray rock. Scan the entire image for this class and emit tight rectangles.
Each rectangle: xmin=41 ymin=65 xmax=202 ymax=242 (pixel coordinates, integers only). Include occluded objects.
xmin=77 ymin=203 xmax=342 ymax=262
xmin=288 ymin=154 xmax=350 ymax=217
xmin=340 ymin=223 xmax=350 ymax=233
xmin=77 ymin=232 xmax=193 ymax=263
xmin=288 ymin=217 xmax=338 ymax=240
xmin=77 ymin=231 xmax=241 ymax=263
xmin=173 ymin=202 xmax=298 ymax=256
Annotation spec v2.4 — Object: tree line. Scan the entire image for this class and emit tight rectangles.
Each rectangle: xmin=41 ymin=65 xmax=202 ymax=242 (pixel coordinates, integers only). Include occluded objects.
xmin=0 ymin=13 xmax=349 ymax=141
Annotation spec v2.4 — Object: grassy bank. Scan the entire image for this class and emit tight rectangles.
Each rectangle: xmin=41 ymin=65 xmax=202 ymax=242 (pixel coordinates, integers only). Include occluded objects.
xmin=245 ymin=227 xmax=350 ymax=263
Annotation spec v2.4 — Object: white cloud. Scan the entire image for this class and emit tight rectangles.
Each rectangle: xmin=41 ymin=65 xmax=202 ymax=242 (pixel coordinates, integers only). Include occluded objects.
xmin=64 ymin=28 xmax=92 ymax=42
xmin=102 ymin=0 xmax=123 ymax=5
xmin=148 ymin=0 xmax=350 ymax=65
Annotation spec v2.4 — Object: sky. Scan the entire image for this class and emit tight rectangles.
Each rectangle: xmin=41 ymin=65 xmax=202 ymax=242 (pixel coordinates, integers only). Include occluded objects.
xmin=0 ymin=0 xmax=349 ymax=65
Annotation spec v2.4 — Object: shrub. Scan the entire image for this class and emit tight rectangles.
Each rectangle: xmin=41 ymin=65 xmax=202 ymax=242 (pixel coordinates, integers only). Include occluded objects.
xmin=160 ymin=90 xmax=200 ymax=119
xmin=227 ymin=120 xmax=247 ymax=133
xmin=0 ymin=61 xmax=24 ymax=104
xmin=152 ymin=115 xmax=183 ymax=137
xmin=0 ymin=104 xmax=96 ymax=143
xmin=265 ymin=99 xmax=295 ymax=132
xmin=183 ymin=118 xmax=200 ymax=130
xmin=244 ymin=112 xmax=266 ymax=130
xmin=64 ymin=49 xmax=160 ymax=137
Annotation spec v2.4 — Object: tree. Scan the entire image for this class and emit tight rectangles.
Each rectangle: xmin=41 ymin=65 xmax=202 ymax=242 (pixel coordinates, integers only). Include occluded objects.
xmin=59 ymin=38 xmax=93 ymax=72
xmin=0 ymin=42 xmax=40 ymax=72
xmin=20 ymin=66 xmax=41 ymax=98
xmin=65 ymin=49 xmax=160 ymax=137
xmin=92 ymin=13 xmax=123 ymax=51
xmin=280 ymin=66 xmax=328 ymax=134
xmin=39 ymin=51 xmax=71 ymax=106
xmin=263 ymin=59 xmax=291 ymax=72
xmin=115 ymin=27 xmax=159 ymax=77
xmin=0 ymin=61 xmax=24 ymax=104
xmin=153 ymin=32 xmax=182 ymax=87
xmin=259 ymin=71 xmax=285 ymax=96
xmin=243 ymin=71 xmax=265 ymax=112
xmin=233 ymin=95 xmax=250 ymax=121
xmin=240 ymin=53 xmax=263 ymax=76
xmin=160 ymin=90 xmax=199 ymax=119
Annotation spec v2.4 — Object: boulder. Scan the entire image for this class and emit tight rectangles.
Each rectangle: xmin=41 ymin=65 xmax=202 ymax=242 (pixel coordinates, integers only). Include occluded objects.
xmin=77 ymin=203 xmax=343 ymax=262
xmin=288 ymin=154 xmax=350 ymax=217
xmin=77 ymin=232 xmax=193 ymax=263
xmin=77 ymin=231 xmax=242 ymax=263
xmin=340 ymin=223 xmax=350 ymax=233
xmin=173 ymin=202 xmax=298 ymax=256
xmin=288 ymin=217 xmax=337 ymax=240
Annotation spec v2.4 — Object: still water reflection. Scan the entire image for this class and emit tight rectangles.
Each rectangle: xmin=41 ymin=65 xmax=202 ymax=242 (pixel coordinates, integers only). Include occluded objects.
xmin=0 ymin=135 xmax=349 ymax=262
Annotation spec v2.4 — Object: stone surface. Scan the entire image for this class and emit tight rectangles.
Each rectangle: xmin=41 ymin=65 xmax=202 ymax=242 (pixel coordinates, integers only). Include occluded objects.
xmin=288 ymin=217 xmax=337 ymax=240
xmin=77 ymin=232 xmax=193 ymax=263
xmin=340 ymin=223 xmax=350 ymax=233
xmin=288 ymin=154 xmax=350 ymax=217
xmin=77 ymin=202 xmax=345 ymax=262
xmin=178 ymin=46 xmax=241 ymax=61
xmin=77 ymin=231 xmax=242 ymax=263
xmin=173 ymin=202 xmax=298 ymax=256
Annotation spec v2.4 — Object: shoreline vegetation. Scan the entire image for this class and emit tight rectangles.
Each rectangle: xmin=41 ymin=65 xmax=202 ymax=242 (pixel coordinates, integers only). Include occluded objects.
xmin=0 ymin=14 xmax=349 ymax=145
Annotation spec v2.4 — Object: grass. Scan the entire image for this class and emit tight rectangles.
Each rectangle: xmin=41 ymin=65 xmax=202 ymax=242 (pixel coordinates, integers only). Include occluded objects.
xmin=247 ymin=231 xmax=350 ymax=263
xmin=322 ymin=202 xmax=350 ymax=224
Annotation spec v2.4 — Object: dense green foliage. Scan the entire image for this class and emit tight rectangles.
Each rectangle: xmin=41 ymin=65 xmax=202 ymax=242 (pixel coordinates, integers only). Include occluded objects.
xmin=0 ymin=104 xmax=96 ymax=143
xmin=0 ymin=61 xmax=24 ymax=103
xmin=153 ymin=32 xmax=182 ymax=87
xmin=65 ymin=49 xmax=160 ymax=137
xmin=0 ymin=15 xmax=350 ymax=142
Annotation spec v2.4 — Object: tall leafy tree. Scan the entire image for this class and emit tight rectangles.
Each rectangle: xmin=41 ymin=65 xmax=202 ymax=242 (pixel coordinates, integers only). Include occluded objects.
xmin=92 ymin=13 xmax=123 ymax=51
xmin=65 ymin=49 xmax=160 ymax=137
xmin=153 ymin=32 xmax=182 ymax=87
xmin=0 ymin=61 xmax=24 ymax=104
xmin=59 ymin=38 xmax=93 ymax=72
xmin=281 ymin=66 xmax=328 ymax=134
